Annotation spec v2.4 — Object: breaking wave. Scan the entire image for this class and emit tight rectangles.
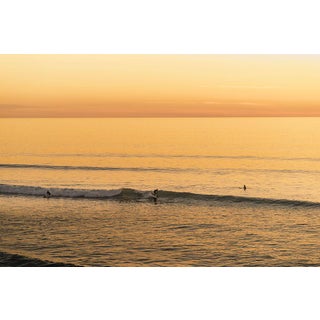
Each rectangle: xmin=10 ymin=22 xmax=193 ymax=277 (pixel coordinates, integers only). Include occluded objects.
xmin=0 ymin=183 xmax=319 ymax=208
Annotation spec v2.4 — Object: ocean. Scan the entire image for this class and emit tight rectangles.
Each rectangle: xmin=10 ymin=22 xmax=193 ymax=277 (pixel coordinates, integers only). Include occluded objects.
xmin=1 ymin=117 xmax=320 ymax=266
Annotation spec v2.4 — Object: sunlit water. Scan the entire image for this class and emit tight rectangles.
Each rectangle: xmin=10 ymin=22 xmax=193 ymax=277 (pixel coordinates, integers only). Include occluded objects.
xmin=1 ymin=118 xmax=320 ymax=266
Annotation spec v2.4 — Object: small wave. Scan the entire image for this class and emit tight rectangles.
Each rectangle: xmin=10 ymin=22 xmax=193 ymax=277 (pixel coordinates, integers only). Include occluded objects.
xmin=1 ymin=163 xmax=320 ymax=175
xmin=0 ymin=251 xmax=77 ymax=267
xmin=0 ymin=183 xmax=124 ymax=198
xmin=0 ymin=163 xmax=193 ymax=173
xmin=3 ymin=152 xmax=320 ymax=162
xmin=0 ymin=183 xmax=319 ymax=208
xmin=159 ymin=190 xmax=320 ymax=207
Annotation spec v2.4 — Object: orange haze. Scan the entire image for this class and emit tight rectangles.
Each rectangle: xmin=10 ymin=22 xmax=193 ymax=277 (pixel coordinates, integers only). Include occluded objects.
xmin=1 ymin=55 xmax=320 ymax=117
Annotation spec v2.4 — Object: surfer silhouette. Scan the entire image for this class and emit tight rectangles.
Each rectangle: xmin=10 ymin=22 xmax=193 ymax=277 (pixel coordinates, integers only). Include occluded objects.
xmin=151 ymin=189 xmax=158 ymax=204
xmin=44 ymin=190 xmax=51 ymax=198
xmin=243 ymin=185 xmax=247 ymax=191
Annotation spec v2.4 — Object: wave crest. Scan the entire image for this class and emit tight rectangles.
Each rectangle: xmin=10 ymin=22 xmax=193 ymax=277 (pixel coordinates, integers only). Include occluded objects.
xmin=0 ymin=183 xmax=319 ymax=208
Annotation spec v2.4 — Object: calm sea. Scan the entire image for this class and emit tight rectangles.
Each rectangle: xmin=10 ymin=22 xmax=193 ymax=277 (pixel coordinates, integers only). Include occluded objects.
xmin=1 ymin=118 xmax=320 ymax=266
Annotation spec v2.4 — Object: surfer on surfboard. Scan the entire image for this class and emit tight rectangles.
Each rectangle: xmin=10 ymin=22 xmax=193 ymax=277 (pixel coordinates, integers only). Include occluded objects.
xmin=44 ymin=190 xmax=51 ymax=198
xmin=151 ymin=189 xmax=158 ymax=204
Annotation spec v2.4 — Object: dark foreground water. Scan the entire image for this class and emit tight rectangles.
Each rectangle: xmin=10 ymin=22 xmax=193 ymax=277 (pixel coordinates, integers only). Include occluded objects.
xmin=1 ymin=194 xmax=320 ymax=266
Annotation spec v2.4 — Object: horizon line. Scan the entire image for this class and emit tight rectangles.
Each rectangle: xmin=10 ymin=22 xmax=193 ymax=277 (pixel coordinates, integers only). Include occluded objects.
xmin=1 ymin=115 xmax=320 ymax=119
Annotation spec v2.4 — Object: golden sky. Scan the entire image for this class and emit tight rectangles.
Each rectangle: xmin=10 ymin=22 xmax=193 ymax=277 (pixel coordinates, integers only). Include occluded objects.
xmin=1 ymin=55 xmax=320 ymax=117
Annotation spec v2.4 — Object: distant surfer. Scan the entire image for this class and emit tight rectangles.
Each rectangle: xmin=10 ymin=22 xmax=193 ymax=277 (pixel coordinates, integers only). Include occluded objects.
xmin=44 ymin=190 xmax=51 ymax=198
xmin=243 ymin=185 xmax=247 ymax=191
xmin=151 ymin=189 xmax=158 ymax=204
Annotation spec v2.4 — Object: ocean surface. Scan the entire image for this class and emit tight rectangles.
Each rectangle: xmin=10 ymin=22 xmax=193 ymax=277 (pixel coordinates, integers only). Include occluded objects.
xmin=1 ymin=118 xmax=320 ymax=266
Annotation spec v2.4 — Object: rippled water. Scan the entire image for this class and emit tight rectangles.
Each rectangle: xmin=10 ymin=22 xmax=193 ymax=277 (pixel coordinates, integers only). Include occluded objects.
xmin=1 ymin=118 xmax=320 ymax=266
xmin=1 ymin=195 xmax=319 ymax=266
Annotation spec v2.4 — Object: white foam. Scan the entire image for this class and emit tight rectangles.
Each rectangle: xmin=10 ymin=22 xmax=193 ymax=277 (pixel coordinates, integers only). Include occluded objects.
xmin=0 ymin=184 xmax=122 ymax=198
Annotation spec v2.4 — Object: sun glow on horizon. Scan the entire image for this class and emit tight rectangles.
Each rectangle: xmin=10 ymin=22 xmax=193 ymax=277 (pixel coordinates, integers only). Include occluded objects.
xmin=1 ymin=55 xmax=320 ymax=117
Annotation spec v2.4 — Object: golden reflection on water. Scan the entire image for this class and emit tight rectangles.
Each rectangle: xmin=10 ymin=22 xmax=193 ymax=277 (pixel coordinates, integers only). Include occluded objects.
xmin=1 ymin=118 xmax=320 ymax=199
xmin=1 ymin=117 xmax=320 ymax=164
xmin=1 ymin=118 xmax=320 ymax=266
xmin=1 ymin=195 xmax=319 ymax=266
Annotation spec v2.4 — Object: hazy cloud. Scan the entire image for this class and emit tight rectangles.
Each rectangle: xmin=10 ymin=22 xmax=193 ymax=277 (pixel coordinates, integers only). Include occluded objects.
xmin=218 ymin=85 xmax=277 ymax=89
xmin=238 ymin=102 xmax=265 ymax=106
xmin=203 ymin=101 xmax=220 ymax=105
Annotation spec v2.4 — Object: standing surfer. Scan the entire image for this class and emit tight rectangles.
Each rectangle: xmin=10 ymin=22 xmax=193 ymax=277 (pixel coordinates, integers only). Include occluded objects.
xmin=151 ymin=189 xmax=158 ymax=204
